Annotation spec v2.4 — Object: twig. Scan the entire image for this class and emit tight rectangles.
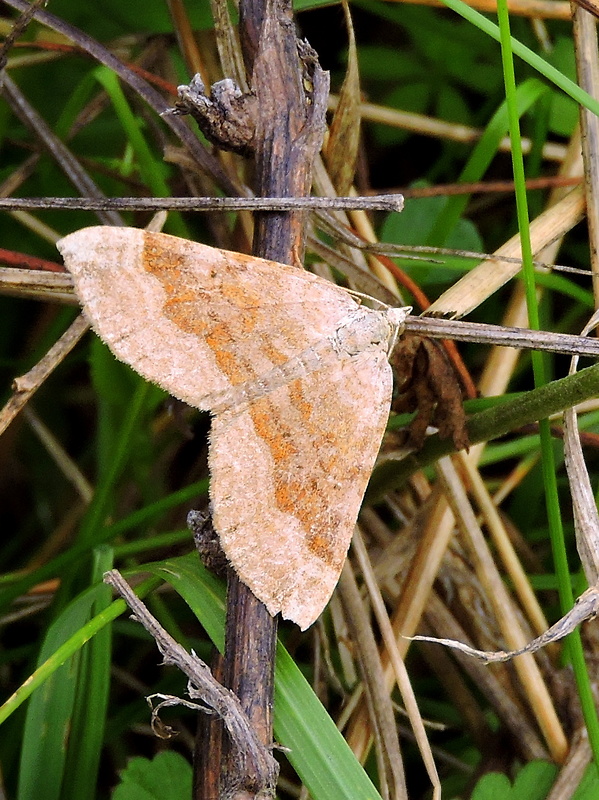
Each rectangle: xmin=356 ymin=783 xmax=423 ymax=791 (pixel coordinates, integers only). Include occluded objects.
xmin=0 ymin=194 xmax=403 ymax=212
xmin=411 ymin=587 xmax=599 ymax=663
xmin=204 ymin=0 xmax=330 ymax=794
xmin=0 ymin=268 xmax=76 ymax=303
xmin=103 ymin=569 xmax=278 ymax=796
xmin=6 ymin=268 xmax=599 ymax=358
xmin=0 ymin=0 xmax=46 ymax=71
xmin=404 ymin=316 xmax=599 ymax=357
xmin=367 ymin=359 xmax=599 ymax=500
xmin=337 ymin=560 xmax=408 ymax=800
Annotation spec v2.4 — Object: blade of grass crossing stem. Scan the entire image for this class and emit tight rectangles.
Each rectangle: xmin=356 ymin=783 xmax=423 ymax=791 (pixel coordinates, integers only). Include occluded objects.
xmin=352 ymin=0 xmax=599 ymax=116
xmin=497 ymin=0 xmax=599 ymax=771
xmin=444 ymin=0 xmax=599 ymax=118
xmin=151 ymin=554 xmax=384 ymax=800
xmin=92 ymin=66 xmax=187 ymax=238
xmin=6 ymin=555 xmax=383 ymax=800
xmin=429 ymin=78 xmax=548 ymax=245
xmin=354 ymin=0 xmax=599 ymax=119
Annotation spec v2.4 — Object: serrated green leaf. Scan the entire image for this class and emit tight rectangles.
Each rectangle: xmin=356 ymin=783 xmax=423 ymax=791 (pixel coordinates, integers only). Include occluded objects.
xmin=113 ymin=752 xmax=192 ymax=800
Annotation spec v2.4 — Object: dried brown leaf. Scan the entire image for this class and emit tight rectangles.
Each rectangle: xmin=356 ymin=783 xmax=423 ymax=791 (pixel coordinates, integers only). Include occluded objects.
xmin=389 ymin=334 xmax=469 ymax=452
xmin=324 ymin=0 xmax=360 ymax=195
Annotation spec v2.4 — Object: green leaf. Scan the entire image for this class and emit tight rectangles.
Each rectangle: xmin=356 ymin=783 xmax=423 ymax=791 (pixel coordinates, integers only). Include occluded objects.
xmin=512 ymin=761 xmax=559 ymax=799
xmin=471 ymin=772 xmax=512 ymax=800
xmin=60 ymin=548 xmax=114 ymax=800
xmin=572 ymin=762 xmax=599 ymax=799
xmin=545 ymin=37 xmax=578 ymax=137
xmin=381 ymin=186 xmax=483 ymax=283
xmin=112 ymin=752 xmax=192 ymax=800
xmin=471 ymin=762 xmax=558 ymax=800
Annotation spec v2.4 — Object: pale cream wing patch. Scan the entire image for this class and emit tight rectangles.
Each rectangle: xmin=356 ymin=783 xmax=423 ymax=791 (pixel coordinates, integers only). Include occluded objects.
xmin=57 ymin=226 xmax=361 ymax=410
xmin=210 ymin=347 xmax=393 ymax=630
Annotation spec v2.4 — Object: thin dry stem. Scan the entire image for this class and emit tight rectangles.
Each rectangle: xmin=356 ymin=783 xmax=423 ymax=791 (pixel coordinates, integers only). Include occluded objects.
xmin=352 ymin=530 xmax=441 ymax=800
xmin=436 ymin=458 xmax=568 ymax=762
xmin=328 ymin=95 xmax=567 ymax=162
xmin=572 ymin=4 xmax=599 ymax=299
xmin=0 ymin=314 xmax=89 ymax=437
xmin=338 ymin=560 xmax=408 ymax=800
xmin=458 ymin=455 xmax=551 ymax=640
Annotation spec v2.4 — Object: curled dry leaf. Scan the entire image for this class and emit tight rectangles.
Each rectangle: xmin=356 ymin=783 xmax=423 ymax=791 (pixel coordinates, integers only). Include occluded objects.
xmin=389 ymin=333 xmax=470 ymax=452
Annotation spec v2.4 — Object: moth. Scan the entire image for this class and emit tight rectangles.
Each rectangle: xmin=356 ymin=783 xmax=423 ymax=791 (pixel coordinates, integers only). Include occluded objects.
xmin=58 ymin=227 xmax=409 ymax=629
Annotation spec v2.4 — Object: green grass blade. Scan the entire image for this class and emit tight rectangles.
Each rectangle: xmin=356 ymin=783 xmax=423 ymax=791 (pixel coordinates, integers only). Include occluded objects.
xmin=92 ymin=66 xmax=187 ymax=238
xmin=60 ymin=547 xmax=114 ymax=800
xmin=0 ymin=481 xmax=207 ymax=612
xmin=16 ymin=583 xmax=106 ymax=800
xmin=496 ymin=0 xmax=599 ymax=771
xmin=430 ymin=78 xmax=548 ymax=244
xmin=77 ymin=381 xmax=151 ymax=546
xmin=0 ymin=578 xmax=160 ymax=727
xmin=150 ymin=554 xmax=384 ymax=800
xmin=355 ymin=0 xmax=599 ymax=117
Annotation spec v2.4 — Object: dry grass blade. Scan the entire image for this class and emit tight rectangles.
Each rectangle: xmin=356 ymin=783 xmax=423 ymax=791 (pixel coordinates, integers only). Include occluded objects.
xmin=327 ymin=95 xmax=568 ymax=161
xmin=0 ymin=0 xmax=45 ymax=70
xmin=23 ymin=407 xmax=93 ymax=504
xmin=209 ymin=0 xmax=247 ymax=91
xmin=423 ymin=592 xmax=549 ymax=759
xmin=0 ymin=268 xmax=76 ymax=303
xmin=338 ymin=560 xmax=408 ymax=800
xmin=2 ymin=0 xmax=240 ymax=194
xmin=5 ymin=0 xmax=599 ymax=796
xmin=166 ymin=0 xmax=206 ymax=81
xmin=458 ymin=456 xmax=550 ymax=641
xmin=564 ymin=310 xmax=599 ymax=585
xmin=426 ymin=185 xmax=586 ymax=318
xmin=572 ymin=4 xmax=599 ymax=296
xmin=352 ymin=530 xmax=441 ymax=800
xmin=435 ymin=457 xmax=568 ymax=761
xmin=546 ymin=731 xmax=592 ymax=800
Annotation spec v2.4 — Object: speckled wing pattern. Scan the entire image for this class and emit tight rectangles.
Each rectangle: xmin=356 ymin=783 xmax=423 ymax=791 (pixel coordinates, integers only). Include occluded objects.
xmin=58 ymin=226 xmax=402 ymax=629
